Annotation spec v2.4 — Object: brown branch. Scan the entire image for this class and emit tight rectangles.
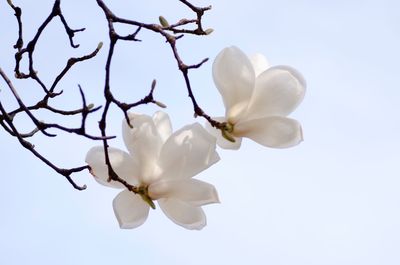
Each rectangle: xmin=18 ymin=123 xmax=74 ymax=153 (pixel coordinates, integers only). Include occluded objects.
xmin=12 ymin=0 xmax=84 ymax=91
xmin=93 ymin=0 xmax=223 ymax=195
xmin=0 ymin=67 xmax=55 ymax=137
xmin=46 ymin=42 xmax=103 ymax=99
xmin=7 ymin=0 xmax=24 ymax=51
xmin=96 ymin=4 xmax=164 ymax=192
xmin=96 ymin=0 xmax=222 ymax=128
xmin=58 ymin=11 xmax=85 ymax=48
xmin=0 ymin=99 xmax=87 ymax=190
xmin=2 ymin=0 xmax=219 ymax=193
xmin=1 ymin=1 xmax=108 ymax=189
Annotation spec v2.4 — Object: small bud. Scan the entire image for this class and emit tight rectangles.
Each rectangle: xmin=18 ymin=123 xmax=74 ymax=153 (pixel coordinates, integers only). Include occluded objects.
xmin=224 ymin=122 xmax=234 ymax=133
xmin=159 ymin=16 xmax=170 ymax=27
xmin=151 ymin=79 xmax=157 ymax=90
xmin=205 ymin=28 xmax=214 ymax=35
xmin=140 ymin=194 xmax=156 ymax=209
xmin=7 ymin=0 xmax=13 ymax=6
xmin=155 ymin=101 xmax=167 ymax=108
xmin=221 ymin=129 xmax=236 ymax=143
xmin=97 ymin=42 xmax=103 ymax=50
xmin=87 ymin=103 xmax=95 ymax=110
xmin=194 ymin=113 xmax=198 ymax=118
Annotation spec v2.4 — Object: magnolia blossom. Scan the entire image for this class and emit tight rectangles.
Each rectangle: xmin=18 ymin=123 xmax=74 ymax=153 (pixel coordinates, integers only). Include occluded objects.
xmin=85 ymin=111 xmax=220 ymax=230
xmin=208 ymin=46 xmax=306 ymax=149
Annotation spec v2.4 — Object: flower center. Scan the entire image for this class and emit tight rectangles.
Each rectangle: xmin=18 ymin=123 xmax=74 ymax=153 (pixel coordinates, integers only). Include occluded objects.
xmin=221 ymin=122 xmax=235 ymax=142
xmin=137 ymin=185 xmax=156 ymax=209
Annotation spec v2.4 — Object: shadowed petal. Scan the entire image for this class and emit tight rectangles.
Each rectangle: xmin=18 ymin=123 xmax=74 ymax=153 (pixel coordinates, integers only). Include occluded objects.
xmin=152 ymin=111 xmax=172 ymax=143
xmin=122 ymin=113 xmax=163 ymax=182
xmin=159 ymin=123 xmax=220 ymax=179
xmin=245 ymin=66 xmax=306 ymax=120
xmin=113 ymin=190 xmax=150 ymax=229
xmin=85 ymin=146 xmax=139 ymax=188
xmin=213 ymin=46 xmax=255 ymax=123
xmin=205 ymin=117 xmax=242 ymax=150
xmin=158 ymin=198 xmax=206 ymax=230
xmin=249 ymin=53 xmax=269 ymax=77
xmin=215 ymin=135 xmax=242 ymax=150
xmin=149 ymin=179 xmax=220 ymax=206
xmin=235 ymin=116 xmax=303 ymax=148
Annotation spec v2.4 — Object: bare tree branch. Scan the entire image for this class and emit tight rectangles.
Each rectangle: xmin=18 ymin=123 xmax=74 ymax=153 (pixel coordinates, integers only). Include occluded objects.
xmin=2 ymin=0 xmax=222 ymax=193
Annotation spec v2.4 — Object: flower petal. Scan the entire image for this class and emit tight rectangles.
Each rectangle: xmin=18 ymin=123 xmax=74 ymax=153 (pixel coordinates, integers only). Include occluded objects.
xmin=159 ymin=123 xmax=220 ymax=179
xmin=122 ymin=113 xmax=163 ymax=183
xmin=205 ymin=117 xmax=242 ymax=150
xmin=245 ymin=65 xmax=306 ymax=120
xmin=149 ymin=179 xmax=219 ymax=206
xmin=249 ymin=53 xmax=269 ymax=77
xmin=113 ymin=190 xmax=150 ymax=229
xmin=212 ymin=46 xmax=255 ymax=122
xmin=85 ymin=146 xmax=139 ymax=188
xmin=152 ymin=111 xmax=172 ymax=143
xmin=235 ymin=116 xmax=303 ymax=148
xmin=158 ymin=198 xmax=206 ymax=230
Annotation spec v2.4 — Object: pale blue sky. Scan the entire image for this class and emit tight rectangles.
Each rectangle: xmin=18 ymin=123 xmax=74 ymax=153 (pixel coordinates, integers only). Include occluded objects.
xmin=1 ymin=1 xmax=400 ymax=265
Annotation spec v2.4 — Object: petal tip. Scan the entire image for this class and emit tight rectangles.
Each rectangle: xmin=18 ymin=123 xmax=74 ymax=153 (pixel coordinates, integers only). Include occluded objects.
xmin=211 ymin=186 xmax=220 ymax=204
xmin=186 ymin=219 xmax=207 ymax=230
xmin=112 ymin=191 xmax=149 ymax=229
xmin=249 ymin=53 xmax=270 ymax=77
xmin=217 ymin=136 xmax=242 ymax=150
xmin=299 ymin=126 xmax=304 ymax=142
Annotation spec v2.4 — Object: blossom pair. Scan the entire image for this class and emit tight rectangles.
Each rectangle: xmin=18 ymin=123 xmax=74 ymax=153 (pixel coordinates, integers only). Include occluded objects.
xmin=85 ymin=46 xmax=306 ymax=230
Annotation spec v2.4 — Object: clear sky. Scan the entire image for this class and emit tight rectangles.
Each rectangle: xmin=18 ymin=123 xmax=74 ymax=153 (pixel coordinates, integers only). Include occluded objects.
xmin=1 ymin=1 xmax=400 ymax=265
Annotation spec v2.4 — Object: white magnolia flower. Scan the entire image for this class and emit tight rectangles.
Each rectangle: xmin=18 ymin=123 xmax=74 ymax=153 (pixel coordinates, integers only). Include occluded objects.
xmin=208 ymin=46 xmax=306 ymax=149
xmin=85 ymin=111 xmax=220 ymax=230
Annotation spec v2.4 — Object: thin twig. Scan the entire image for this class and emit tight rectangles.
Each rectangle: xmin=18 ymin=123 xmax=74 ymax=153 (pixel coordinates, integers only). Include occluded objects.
xmin=2 ymin=0 xmax=219 ymax=192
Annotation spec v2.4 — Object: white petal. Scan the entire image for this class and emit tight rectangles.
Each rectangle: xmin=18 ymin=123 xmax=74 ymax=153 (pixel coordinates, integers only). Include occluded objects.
xmin=113 ymin=190 xmax=150 ymax=229
xmin=85 ymin=146 xmax=139 ymax=188
xmin=158 ymin=198 xmax=206 ymax=230
xmin=149 ymin=179 xmax=219 ymax=206
xmin=245 ymin=65 xmax=306 ymax=120
xmin=122 ymin=113 xmax=163 ymax=183
xmin=152 ymin=111 xmax=172 ymax=143
xmin=212 ymin=46 xmax=255 ymax=122
xmin=216 ymin=134 xmax=242 ymax=150
xmin=249 ymin=53 xmax=270 ymax=77
xmin=205 ymin=117 xmax=242 ymax=150
xmin=159 ymin=123 xmax=220 ymax=179
xmin=235 ymin=116 xmax=303 ymax=148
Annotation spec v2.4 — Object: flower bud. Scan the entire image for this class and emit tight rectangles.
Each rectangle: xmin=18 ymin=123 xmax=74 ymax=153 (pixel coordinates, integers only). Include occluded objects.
xmin=159 ymin=16 xmax=170 ymax=27
xmin=155 ymin=101 xmax=167 ymax=108
xmin=221 ymin=129 xmax=236 ymax=143
xmin=205 ymin=28 xmax=214 ymax=35
xmin=97 ymin=42 xmax=103 ymax=50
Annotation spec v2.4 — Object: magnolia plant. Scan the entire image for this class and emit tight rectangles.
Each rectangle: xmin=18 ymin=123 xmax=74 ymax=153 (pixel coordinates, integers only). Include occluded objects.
xmin=1 ymin=1 xmax=305 ymax=230
xmin=86 ymin=112 xmax=220 ymax=230
xmin=84 ymin=47 xmax=306 ymax=230
xmin=207 ymin=46 xmax=306 ymax=150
